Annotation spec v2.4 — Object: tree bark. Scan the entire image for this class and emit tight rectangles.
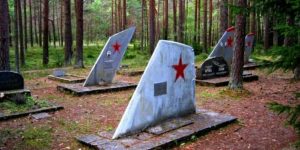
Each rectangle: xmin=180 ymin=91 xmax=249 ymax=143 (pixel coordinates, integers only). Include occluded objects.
xmin=193 ymin=0 xmax=199 ymax=43
xmin=173 ymin=0 xmax=177 ymax=41
xmin=34 ymin=0 xmax=38 ymax=45
xmin=141 ymin=0 xmax=145 ymax=50
xmin=14 ymin=0 xmax=20 ymax=72
xmin=29 ymin=0 xmax=33 ymax=47
xmin=284 ymin=14 xmax=296 ymax=47
xmin=208 ymin=0 xmax=213 ymax=46
xmin=149 ymin=0 xmax=156 ymax=54
xmin=60 ymin=0 xmax=64 ymax=46
xmin=272 ymin=18 xmax=278 ymax=46
xmin=52 ymin=1 xmax=56 ymax=48
xmin=43 ymin=0 xmax=49 ymax=65
xmin=75 ymin=0 xmax=84 ymax=68
xmin=111 ymin=0 xmax=114 ymax=34
xmin=17 ymin=0 xmax=25 ymax=66
xmin=163 ymin=0 xmax=168 ymax=40
xmin=38 ymin=0 xmax=42 ymax=47
xmin=249 ymin=0 xmax=255 ymax=33
xmin=178 ymin=0 xmax=185 ymax=43
xmin=263 ymin=13 xmax=270 ymax=50
xmin=220 ymin=0 xmax=228 ymax=37
xmin=229 ymin=0 xmax=246 ymax=89
xmin=203 ymin=0 xmax=208 ymax=52
xmin=24 ymin=0 xmax=28 ymax=50
xmin=0 ymin=0 xmax=10 ymax=70
xmin=64 ymin=0 xmax=72 ymax=65
xmin=122 ymin=0 xmax=126 ymax=30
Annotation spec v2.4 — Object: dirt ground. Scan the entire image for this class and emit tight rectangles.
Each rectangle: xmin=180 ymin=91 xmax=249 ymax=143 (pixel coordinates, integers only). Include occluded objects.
xmin=0 ymin=68 xmax=299 ymax=150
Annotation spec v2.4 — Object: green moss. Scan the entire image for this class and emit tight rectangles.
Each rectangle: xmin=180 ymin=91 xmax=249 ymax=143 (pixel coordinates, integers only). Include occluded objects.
xmin=19 ymin=126 xmax=53 ymax=150
xmin=0 ymin=96 xmax=51 ymax=114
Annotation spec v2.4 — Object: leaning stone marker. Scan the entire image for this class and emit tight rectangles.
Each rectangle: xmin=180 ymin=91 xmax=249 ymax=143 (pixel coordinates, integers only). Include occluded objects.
xmin=76 ymin=40 xmax=237 ymax=149
xmin=58 ymin=27 xmax=137 ymax=95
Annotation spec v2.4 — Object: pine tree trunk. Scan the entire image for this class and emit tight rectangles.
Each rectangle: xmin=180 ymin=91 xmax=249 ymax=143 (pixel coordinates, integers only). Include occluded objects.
xmin=141 ymin=0 xmax=145 ymax=50
xmin=197 ymin=0 xmax=201 ymax=43
xmin=149 ymin=0 xmax=156 ymax=54
xmin=38 ymin=0 xmax=42 ymax=47
xmin=64 ymin=0 xmax=72 ymax=65
xmin=43 ymin=0 xmax=49 ymax=65
xmin=8 ymin=11 xmax=12 ymax=47
xmin=203 ymin=0 xmax=208 ymax=52
xmin=263 ymin=13 xmax=270 ymax=50
xmin=163 ymin=0 xmax=168 ymax=40
xmin=111 ymin=0 xmax=114 ymax=34
xmin=156 ymin=0 xmax=160 ymax=41
xmin=208 ymin=0 xmax=213 ymax=46
xmin=250 ymin=0 xmax=255 ymax=33
xmin=60 ymin=0 xmax=64 ymax=46
xmin=284 ymin=14 xmax=296 ymax=47
xmin=34 ymin=1 xmax=38 ymax=45
xmin=229 ymin=0 xmax=246 ymax=89
xmin=220 ymin=0 xmax=228 ymax=37
xmin=0 ymin=0 xmax=10 ymax=70
xmin=29 ymin=0 xmax=33 ymax=47
xmin=14 ymin=0 xmax=20 ymax=72
xmin=178 ymin=0 xmax=185 ymax=43
xmin=24 ymin=0 xmax=28 ymax=50
xmin=17 ymin=0 xmax=25 ymax=66
xmin=273 ymin=18 xmax=278 ymax=46
xmin=193 ymin=0 xmax=198 ymax=43
xmin=122 ymin=0 xmax=126 ymax=30
xmin=75 ymin=0 xmax=84 ymax=68
xmin=228 ymin=0 xmax=233 ymax=26
xmin=52 ymin=1 xmax=56 ymax=48
xmin=173 ymin=0 xmax=177 ymax=41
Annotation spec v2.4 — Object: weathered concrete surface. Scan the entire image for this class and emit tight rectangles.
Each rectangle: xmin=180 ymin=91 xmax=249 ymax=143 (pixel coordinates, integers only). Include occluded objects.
xmin=57 ymin=82 xmax=137 ymax=96
xmin=196 ymin=72 xmax=259 ymax=87
xmin=0 ymin=104 xmax=63 ymax=121
xmin=113 ymin=40 xmax=196 ymax=139
xmin=31 ymin=112 xmax=51 ymax=120
xmin=84 ymin=27 xmax=136 ymax=87
xmin=76 ymin=109 xmax=237 ymax=150
xmin=48 ymin=74 xmax=86 ymax=83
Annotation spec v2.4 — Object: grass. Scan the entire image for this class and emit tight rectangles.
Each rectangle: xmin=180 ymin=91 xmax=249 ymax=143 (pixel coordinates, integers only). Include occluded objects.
xmin=0 ymin=96 xmax=51 ymax=114
xmin=218 ymin=88 xmax=251 ymax=100
xmin=18 ymin=126 xmax=53 ymax=150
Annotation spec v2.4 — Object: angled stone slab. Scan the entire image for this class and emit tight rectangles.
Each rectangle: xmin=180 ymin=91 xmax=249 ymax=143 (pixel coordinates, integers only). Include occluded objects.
xmin=84 ymin=27 xmax=136 ymax=86
xmin=244 ymin=33 xmax=255 ymax=64
xmin=48 ymin=74 xmax=86 ymax=83
xmin=76 ymin=109 xmax=236 ymax=150
xmin=208 ymin=27 xmax=235 ymax=66
xmin=57 ymin=81 xmax=136 ymax=96
xmin=113 ymin=40 xmax=196 ymax=139
xmin=196 ymin=72 xmax=259 ymax=87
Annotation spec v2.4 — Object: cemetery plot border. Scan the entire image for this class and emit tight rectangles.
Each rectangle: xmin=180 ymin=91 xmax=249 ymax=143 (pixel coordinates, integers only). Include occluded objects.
xmin=196 ymin=73 xmax=259 ymax=87
xmin=57 ymin=81 xmax=137 ymax=96
xmin=117 ymin=70 xmax=144 ymax=76
xmin=76 ymin=109 xmax=236 ymax=150
xmin=0 ymin=103 xmax=63 ymax=121
xmin=48 ymin=74 xmax=86 ymax=83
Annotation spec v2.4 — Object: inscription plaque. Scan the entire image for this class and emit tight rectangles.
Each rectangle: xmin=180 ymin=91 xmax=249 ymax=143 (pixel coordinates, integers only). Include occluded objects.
xmin=154 ymin=82 xmax=167 ymax=96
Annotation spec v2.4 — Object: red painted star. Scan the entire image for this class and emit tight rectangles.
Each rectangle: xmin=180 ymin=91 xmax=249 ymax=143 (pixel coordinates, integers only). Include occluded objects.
xmin=112 ymin=42 xmax=121 ymax=53
xmin=227 ymin=36 xmax=233 ymax=47
xmin=172 ymin=55 xmax=188 ymax=82
xmin=247 ymin=41 xmax=252 ymax=48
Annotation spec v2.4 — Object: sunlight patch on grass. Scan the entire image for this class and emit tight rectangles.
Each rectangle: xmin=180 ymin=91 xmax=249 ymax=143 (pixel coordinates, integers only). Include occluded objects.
xmin=218 ymin=88 xmax=251 ymax=99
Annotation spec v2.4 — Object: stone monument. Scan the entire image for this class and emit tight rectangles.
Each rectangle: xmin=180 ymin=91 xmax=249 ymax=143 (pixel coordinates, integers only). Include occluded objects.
xmin=57 ymin=27 xmax=137 ymax=96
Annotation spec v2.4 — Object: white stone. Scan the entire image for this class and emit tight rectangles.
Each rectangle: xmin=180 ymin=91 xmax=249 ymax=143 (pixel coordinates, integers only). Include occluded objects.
xmin=112 ymin=40 xmax=196 ymax=139
xmin=83 ymin=27 xmax=136 ymax=87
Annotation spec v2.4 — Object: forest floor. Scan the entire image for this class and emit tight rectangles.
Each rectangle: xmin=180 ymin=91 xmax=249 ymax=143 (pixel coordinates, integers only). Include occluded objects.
xmin=0 ymin=67 xmax=299 ymax=150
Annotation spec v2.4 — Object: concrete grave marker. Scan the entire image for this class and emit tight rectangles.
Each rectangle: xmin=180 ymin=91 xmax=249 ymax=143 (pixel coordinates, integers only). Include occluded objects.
xmin=0 ymin=71 xmax=30 ymax=104
xmin=112 ymin=40 xmax=196 ymax=139
xmin=53 ymin=69 xmax=66 ymax=77
xmin=84 ymin=27 xmax=136 ymax=87
xmin=57 ymin=27 xmax=137 ymax=95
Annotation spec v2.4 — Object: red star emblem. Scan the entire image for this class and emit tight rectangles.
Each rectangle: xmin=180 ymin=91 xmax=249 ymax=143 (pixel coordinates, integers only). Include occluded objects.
xmin=227 ymin=36 xmax=233 ymax=47
xmin=247 ymin=41 xmax=252 ymax=48
xmin=112 ymin=42 xmax=121 ymax=53
xmin=172 ymin=55 xmax=188 ymax=82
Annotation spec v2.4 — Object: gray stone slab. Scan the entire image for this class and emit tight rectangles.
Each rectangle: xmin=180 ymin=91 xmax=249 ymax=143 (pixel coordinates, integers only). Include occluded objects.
xmin=57 ymin=81 xmax=137 ymax=96
xmin=196 ymin=74 xmax=259 ymax=87
xmin=76 ymin=109 xmax=236 ymax=150
xmin=48 ymin=74 xmax=86 ymax=83
xmin=32 ymin=112 xmax=51 ymax=120
xmin=146 ymin=117 xmax=193 ymax=135
xmin=77 ymin=135 xmax=103 ymax=144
